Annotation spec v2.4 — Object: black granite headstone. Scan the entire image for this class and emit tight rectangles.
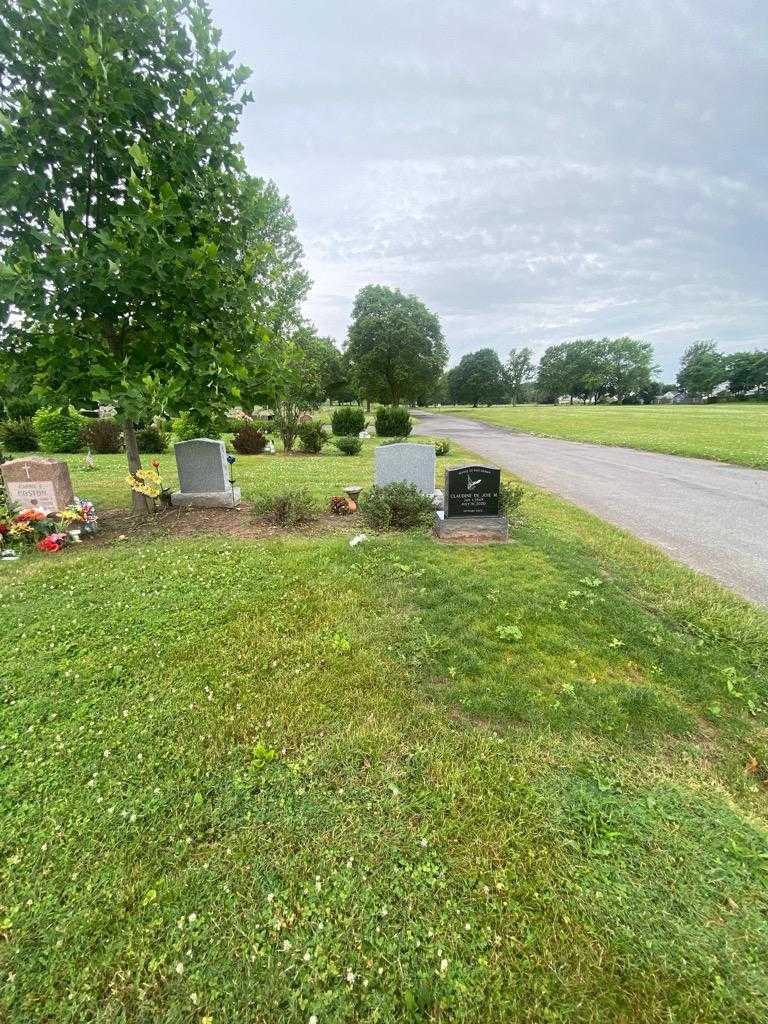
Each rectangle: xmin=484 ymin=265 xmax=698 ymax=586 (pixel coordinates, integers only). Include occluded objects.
xmin=444 ymin=464 xmax=500 ymax=517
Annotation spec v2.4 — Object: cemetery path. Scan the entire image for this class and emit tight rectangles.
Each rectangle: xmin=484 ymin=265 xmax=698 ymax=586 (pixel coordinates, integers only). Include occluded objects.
xmin=414 ymin=411 xmax=768 ymax=607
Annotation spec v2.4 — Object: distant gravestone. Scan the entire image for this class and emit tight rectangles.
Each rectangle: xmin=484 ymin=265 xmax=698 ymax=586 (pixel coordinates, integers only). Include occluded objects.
xmin=374 ymin=443 xmax=435 ymax=494
xmin=434 ymin=463 xmax=507 ymax=542
xmin=0 ymin=457 xmax=74 ymax=513
xmin=171 ymin=438 xmax=240 ymax=508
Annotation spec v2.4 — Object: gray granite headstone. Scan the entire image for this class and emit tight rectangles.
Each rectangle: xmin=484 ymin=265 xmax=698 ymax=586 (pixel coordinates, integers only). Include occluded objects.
xmin=374 ymin=443 xmax=435 ymax=494
xmin=171 ymin=438 xmax=240 ymax=508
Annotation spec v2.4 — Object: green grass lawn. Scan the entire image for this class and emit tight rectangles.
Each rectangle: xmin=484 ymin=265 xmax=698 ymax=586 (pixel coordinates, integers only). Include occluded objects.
xmin=437 ymin=403 xmax=768 ymax=468
xmin=3 ymin=440 xmax=768 ymax=1022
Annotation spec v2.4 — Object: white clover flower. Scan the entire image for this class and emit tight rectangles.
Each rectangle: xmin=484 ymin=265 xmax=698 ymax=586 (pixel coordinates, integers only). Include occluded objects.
xmin=440 ymin=958 xmax=449 ymax=973
xmin=175 ymin=962 xmax=184 ymax=975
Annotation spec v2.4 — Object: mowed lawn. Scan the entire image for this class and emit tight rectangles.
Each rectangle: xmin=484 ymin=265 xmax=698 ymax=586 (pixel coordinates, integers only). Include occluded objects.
xmin=438 ymin=403 xmax=768 ymax=468
xmin=2 ymin=441 xmax=768 ymax=1022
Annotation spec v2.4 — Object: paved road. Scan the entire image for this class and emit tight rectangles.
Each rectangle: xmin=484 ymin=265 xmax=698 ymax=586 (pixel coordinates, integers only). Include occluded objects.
xmin=414 ymin=411 xmax=768 ymax=607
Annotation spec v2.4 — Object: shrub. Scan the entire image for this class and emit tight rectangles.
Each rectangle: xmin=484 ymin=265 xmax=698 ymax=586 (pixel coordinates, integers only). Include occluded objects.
xmin=375 ymin=405 xmax=412 ymax=437
xmin=32 ymin=407 xmax=84 ymax=453
xmin=136 ymin=425 xmax=169 ymax=453
xmin=297 ymin=420 xmax=327 ymax=454
xmin=360 ymin=482 xmax=435 ymax=532
xmin=334 ymin=434 xmax=362 ymax=456
xmin=0 ymin=418 xmax=38 ymax=451
xmin=330 ymin=495 xmax=354 ymax=515
xmin=331 ymin=406 xmax=366 ymax=436
xmin=232 ymin=424 xmax=267 ymax=454
xmin=255 ymin=488 xmax=319 ymax=527
xmin=434 ymin=438 xmax=452 ymax=456
xmin=82 ymin=417 xmax=122 ymax=454
xmin=171 ymin=411 xmax=222 ymax=441
xmin=499 ymin=481 xmax=524 ymax=516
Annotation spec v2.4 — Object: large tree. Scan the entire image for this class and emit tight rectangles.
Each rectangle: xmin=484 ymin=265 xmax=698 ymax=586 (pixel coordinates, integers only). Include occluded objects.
xmin=506 ymin=346 xmax=535 ymax=405
xmin=345 ymin=285 xmax=447 ymax=405
xmin=726 ymin=350 xmax=768 ymax=398
xmin=447 ymin=349 xmax=509 ymax=406
xmin=0 ymin=0 xmax=292 ymax=511
xmin=537 ymin=339 xmax=611 ymax=403
xmin=604 ymin=337 xmax=658 ymax=403
xmin=677 ymin=341 xmax=726 ymax=401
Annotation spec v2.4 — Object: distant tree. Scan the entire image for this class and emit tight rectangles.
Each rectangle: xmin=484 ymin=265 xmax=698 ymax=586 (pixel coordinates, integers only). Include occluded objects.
xmin=537 ymin=339 xmax=610 ymax=403
xmin=726 ymin=350 xmax=768 ymax=398
xmin=271 ymin=327 xmax=328 ymax=452
xmin=506 ymin=347 xmax=535 ymax=405
xmin=417 ymin=373 xmax=450 ymax=406
xmin=677 ymin=341 xmax=727 ymax=400
xmin=604 ymin=337 xmax=658 ymax=402
xmin=0 ymin=0 xmax=288 ymax=512
xmin=447 ymin=349 xmax=509 ymax=406
xmin=345 ymin=285 xmax=448 ymax=405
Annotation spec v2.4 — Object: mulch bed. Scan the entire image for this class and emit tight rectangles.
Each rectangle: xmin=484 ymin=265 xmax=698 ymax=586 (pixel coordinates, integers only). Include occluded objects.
xmin=90 ymin=501 xmax=356 ymax=545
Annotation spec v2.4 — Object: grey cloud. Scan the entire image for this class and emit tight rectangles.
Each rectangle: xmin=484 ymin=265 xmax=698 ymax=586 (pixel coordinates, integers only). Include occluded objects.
xmin=212 ymin=0 xmax=768 ymax=376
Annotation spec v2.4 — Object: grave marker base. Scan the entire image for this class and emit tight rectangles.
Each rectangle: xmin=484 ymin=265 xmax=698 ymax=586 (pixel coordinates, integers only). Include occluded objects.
xmin=433 ymin=510 xmax=508 ymax=543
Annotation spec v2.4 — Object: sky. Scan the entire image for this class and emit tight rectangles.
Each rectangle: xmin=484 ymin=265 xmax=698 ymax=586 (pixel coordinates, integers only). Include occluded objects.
xmin=210 ymin=0 xmax=768 ymax=378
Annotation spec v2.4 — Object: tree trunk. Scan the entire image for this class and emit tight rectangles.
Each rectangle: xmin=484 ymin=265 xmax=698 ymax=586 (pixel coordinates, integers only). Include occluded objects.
xmin=124 ymin=419 xmax=154 ymax=516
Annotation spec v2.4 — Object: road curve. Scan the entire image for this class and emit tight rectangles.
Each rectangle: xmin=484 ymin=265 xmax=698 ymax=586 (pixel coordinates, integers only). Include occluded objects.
xmin=414 ymin=410 xmax=768 ymax=608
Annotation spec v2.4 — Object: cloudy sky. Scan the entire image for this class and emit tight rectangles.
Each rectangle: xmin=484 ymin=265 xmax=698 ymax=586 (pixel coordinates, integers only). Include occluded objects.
xmin=210 ymin=0 xmax=767 ymax=377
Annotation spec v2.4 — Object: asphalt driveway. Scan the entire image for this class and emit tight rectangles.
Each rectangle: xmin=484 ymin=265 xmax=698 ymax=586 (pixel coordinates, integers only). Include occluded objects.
xmin=414 ymin=411 xmax=768 ymax=607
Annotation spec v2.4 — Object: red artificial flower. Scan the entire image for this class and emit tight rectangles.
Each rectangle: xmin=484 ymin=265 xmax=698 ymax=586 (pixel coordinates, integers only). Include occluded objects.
xmin=16 ymin=508 xmax=46 ymax=523
xmin=36 ymin=535 xmax=63 ymax=553
xmin=0 ymin=522 xmax=8 ymax=537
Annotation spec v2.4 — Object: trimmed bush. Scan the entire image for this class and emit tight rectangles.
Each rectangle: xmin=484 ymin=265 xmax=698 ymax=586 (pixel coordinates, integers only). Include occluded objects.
xmin=331 ymin=406 xmax=366 ymax=436
xmin=334 ymin=434 xmax=362 ymax=456
xmin=136 ymin=425 xmax=169 ymax=453
xmin=254 ymin=488 xmax=318 ymax=527
xmin=375 ymin=405 xmax=412 ymax=437
xmin=297 ymin=420 xmax=327 ymax=454
xmin=32 ymin=407 xmax=84 ymax=453
xmin=171 ymin=411 xmax=223 ymax=441
xmin=0 ymin=418 xmax=38 ymax=451
xmin=232 ymin=424 xmax=267 ymax=454
xmin=82 ymin=418 xmax=122 ymax=454
xmin=499 ymin=481 xmax=525 ymax=517
xmin=360 ymin=482 xmax=435 ymax=532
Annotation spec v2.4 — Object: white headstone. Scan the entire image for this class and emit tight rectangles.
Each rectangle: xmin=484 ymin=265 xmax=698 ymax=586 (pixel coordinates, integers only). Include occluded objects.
xmin=374 ymin=443 xmax=435 ymax=494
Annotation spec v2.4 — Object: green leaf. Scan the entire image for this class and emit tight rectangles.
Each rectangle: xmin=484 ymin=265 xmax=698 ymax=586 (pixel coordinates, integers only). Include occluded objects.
xmin=47 ymin=209 xmax=65 ymax=234
xmin=127 ymin=143 xmax=149 ymax=169
xmin=183 ymin=87 xmax=197 ymax=105
xmin=84 ymin=45 xmax=99 ymax=70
